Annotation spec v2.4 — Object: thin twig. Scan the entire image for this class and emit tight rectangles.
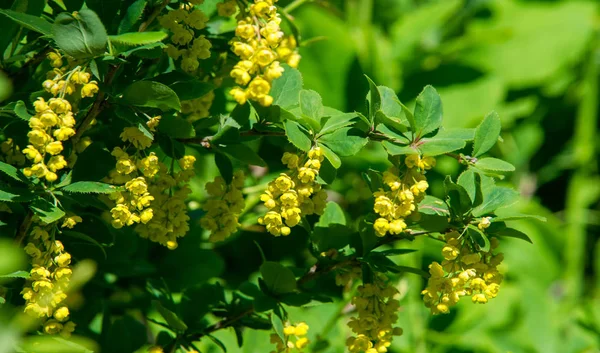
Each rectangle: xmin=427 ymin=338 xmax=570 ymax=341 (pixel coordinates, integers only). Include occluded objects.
xmin=15 ymin=211 xmax=33 ymax=245
xmin=139 ymin=0 xmax=170 ymax=32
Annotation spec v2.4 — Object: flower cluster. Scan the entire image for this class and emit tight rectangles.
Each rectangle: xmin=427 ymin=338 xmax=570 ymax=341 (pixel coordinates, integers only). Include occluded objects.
xmin=200 ymin=171 xmax=246 ymax=242
xmin=108 ymin=147 xmax=156 ymax=229
xmin=22 ymin=225 xmax=76 ymax=337
xmin=335 ymin=266 xmax=362 ymax=288
xmin=346 ymin=282 xmax=403 ymax=353
xmin=42 ymin=51 xmax=99 ymax=98
xmin=134 ymin=155 xmax=195 ymax=249
xmin=159 ymin=2 xmax=212 ymax=73
xmin=181 ymin=90 xmax=215 ymax=122
xmin=421 ymin=230 xmax=504 ymax=314
xmin=270 ymin=322 xmax=310 ymax=353
xmin=372 ymin=154 xmax=435 ymax=237
xmin=229 ymin=0 xmax=301 ymax=106
xmin=258 ymin=147 xmax=327 ymax=236
xmin=21 ymin=54 xmax=98 ymax=182
xmin=107 ymin=126 xmax=196 ymax=249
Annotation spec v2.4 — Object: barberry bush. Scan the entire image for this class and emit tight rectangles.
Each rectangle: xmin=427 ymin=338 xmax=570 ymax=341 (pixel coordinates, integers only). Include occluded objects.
xmin=1 ymin=0 xmax=596 ymax=352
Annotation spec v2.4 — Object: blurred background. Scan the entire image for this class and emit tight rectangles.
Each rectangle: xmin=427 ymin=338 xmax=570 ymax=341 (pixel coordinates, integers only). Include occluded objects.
xmin=209 ymin=0 xmax=600 ymax=352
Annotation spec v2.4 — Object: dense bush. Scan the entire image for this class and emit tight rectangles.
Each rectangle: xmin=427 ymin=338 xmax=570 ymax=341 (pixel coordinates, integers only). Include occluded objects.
xmin=0 ymin=0 xmax=598 ymax=353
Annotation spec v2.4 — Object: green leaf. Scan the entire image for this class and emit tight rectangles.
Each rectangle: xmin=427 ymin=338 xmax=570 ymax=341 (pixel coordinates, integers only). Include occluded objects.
xmin=60 ymin=181 xmax=117 ymax=194
xmin=457 ymin=168 xmax=483 ymax=206
xmin=62 ymin=231 xmax=107 ymax=259
xmin=118 ymin=0 xmax=146 ymax=34
xmin=110 ymin=32 xmax=167 ymax=46
xmin=154 ymin=72 xmax=214 ymax=101
xmin=153 ymin=301 xmax=188 ymax=333
xmin=381 ymin=141 xmax=416 ymax=156
xmin=159 ymin=248 xmax=224 ymax=291
xmin=317 ymin=156 xmax=337 ymax=184
xmin=0 ymin=185 xmax=34 ymax=202
xmin=491 ymin=227 xmax=533 ymax=243
xmin=207 ymin=335 xmax=228 ymax=353
xmin=319 ymin=128 xmax=367 ymax=157
xmin=374 ymin=249 xmax=417 ymax=256
xmin=378 ymin=86 xmax=404 ymax=121
xmin=0 ymin=270 xmax=30 ymax=279
xmin=472 ymin=111 xmax=501 ymax=157
xmin=71 ymin=143 xmax=114 ymax=182
xmin=418 ymin=195 xmax=449 ymax=216
xmin=388 ymin=265 xmax=430 ymax=278
xmin=219 ymin=143 xmax=266 ymax=167
xmin=0 ymin=161 xmax=28 ymax=183
xmin=20 ymin=336 xmax=97 ymax=353
xmin=299 ymin=89 xmax=323 ymax=131
xmin=29 ymin=199 xmax=66 ymax=224
xmin=318 ymin=143 xmax=341 ymax=169
xmin=4 ymin=100 xmax=32 ymax=121
xmin=52 ymin=9 xmax=108 ymax=59
xmin=418 ymin=138 xmax=465 ymax=156
xmin=435 ymin=128 xmax=476 ymax=141
xmin=260 ymin=261 xmax=297 ymax=295
xmin=284 ymin=120 xmax=311 ymax=152
xmin=467 ymin=225 xmax=490 ymax=252
xmin=492 ymin=213 xmax=546 ymax=223
xmin=319 ymin=113 xmax=358 ymax=136
xmin=444 ymin=176 xmax=472 ymax=216
xmin=472 ymin=186 xmax=519 ymax=217
xmin=180 ymin=283 xmax=225 ymax=329
xmin=414 ymin=85 xmax=443 ymax=137
xmin=158 ymin=115 xmax=195 ymax=138
xmin=315 ymin=201 xmax=346 ymax=227
xmin=475 ymin=157 xmax=515 ymax=172
xmin=0 ymin=9 xmax=52 ymax=35
xmin=215 ymin=152 xmax=233 ymax=184
xmin=376 ymin=86 xmax=409 ymax=131
xmin=365 ymin=75 xmax=381 ymax=125
xmin=121 ymin=81 xmax=181 ymax=112
xmin=271 ymin=65 xmax=303 ymax=109
xmin=271 ymin=313 xmax=285 ymax=342
xmin=376 ymin=124 xmax=411 ymax=144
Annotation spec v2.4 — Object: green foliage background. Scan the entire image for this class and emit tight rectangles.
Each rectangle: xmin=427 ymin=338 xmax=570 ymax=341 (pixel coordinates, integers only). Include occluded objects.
xmin=0 ymin=0 xmax=598 ymax=352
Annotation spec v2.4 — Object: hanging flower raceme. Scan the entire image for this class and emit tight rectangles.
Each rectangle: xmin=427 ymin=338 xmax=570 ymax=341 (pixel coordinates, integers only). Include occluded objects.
xmin=346 ymin=281 xmax=403 ymax=353
xmin=228 ymin=0 xmax=301 ymax=106
xmin=258 ymin=147 xmax=327 ymax=236
xmin=270 ymin=322 xmax=310 ymax=353
xmin=372 ymin=154 xmax=435 ymax=237
xmin=159 ymin=2 xmax=212 ymax=74
xmin=421 ymin=230 xmax=504 ymax=314
xmin=22 ymin=224 xmax=76 ymax=338
xmin=106 ymin=123 xmax=197 ymax=250
xmin=22 ymin=52 xmax=97 ymax=183
xmin=201 ymin=170 xmax=246 ymax=242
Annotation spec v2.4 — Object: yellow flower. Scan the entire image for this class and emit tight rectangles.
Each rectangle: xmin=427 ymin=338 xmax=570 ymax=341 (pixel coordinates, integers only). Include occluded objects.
xmin=80 ymin=81 xmax=99 ymax=98
xmin=478 ymin=217 xmax=491 ymax=230
xmin=120 ymin=127 xmax=152 ymax=149
xmin=61 ymin=215 xmax=82 ymax=229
